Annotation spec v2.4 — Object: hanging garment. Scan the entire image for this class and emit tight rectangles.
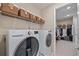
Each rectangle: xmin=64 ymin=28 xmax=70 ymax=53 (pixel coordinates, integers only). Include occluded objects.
xmin=62 ymin=28 xmax=67 ymax=37
xmin=67 ymin=25 xmax=72 ymax=36
xmin=59 ymin=27 xmax=63 ymax=40
xmin=56 ymin=27 xmax=61 ymax=41
xmin=56 ymin=27 xmax=60 ymax=37
xmin=60 ymin=28 xmax=63 ymax=37
xmin=67 ymin=25 xmax=73 ymax=41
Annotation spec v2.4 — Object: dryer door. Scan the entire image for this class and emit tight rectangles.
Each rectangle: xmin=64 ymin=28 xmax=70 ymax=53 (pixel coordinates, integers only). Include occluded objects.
xmin=14 ymin=37 xmax=39 ymax=56
xmin=46 ymin=33 xmax=52 ymax=47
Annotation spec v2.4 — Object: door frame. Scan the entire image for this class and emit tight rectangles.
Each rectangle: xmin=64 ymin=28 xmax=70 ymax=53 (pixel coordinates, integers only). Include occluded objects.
xmin=54 ymin=3 xmax=76 ymax=56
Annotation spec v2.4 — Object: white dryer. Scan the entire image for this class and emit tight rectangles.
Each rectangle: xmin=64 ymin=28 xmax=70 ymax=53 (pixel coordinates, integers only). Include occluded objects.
xmin=6 ymin=30 xmax=40 ymax=56
xmin=39 ymin=30 xmax=53 ymax=56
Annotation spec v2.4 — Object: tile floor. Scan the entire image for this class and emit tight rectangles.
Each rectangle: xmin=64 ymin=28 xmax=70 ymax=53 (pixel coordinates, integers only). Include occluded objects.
xmin=56 ymin=40 xmax=77 ymax=56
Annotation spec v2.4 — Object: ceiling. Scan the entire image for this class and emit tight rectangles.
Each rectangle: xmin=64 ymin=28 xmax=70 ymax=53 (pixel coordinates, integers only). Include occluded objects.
xmin=15 ymin=3 xmax=54 ymax=11
xmin=31 ymin=3 xmax=54 ymax=10
xmin=56 ymin=3 xmax=77 ymax=20
xmin=77 ymin=4 xmax=79 ymax=14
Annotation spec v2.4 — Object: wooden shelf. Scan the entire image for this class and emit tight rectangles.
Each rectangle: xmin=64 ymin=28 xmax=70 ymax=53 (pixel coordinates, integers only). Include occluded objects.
xmin=0 ymin=4 xmax=1 ymax=11
xmin=0 ymin=3 xmax=45 ymax=24
xmin=1 ymin=11 xmax=34 ymax=23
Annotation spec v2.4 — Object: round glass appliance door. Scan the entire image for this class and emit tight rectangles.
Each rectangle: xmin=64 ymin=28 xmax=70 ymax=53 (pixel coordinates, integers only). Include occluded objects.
xmin=14 ymin=37 xmax=39 ymax=56
xmin=46 ymin=33 xmax=52 ymax=47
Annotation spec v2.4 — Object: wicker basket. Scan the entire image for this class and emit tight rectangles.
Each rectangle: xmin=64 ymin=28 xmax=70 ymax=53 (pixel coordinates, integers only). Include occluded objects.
xmin=1 ymin=3 xmax=19 ymax=16
xmin=18 ymin=9 xmax=30 ymax=19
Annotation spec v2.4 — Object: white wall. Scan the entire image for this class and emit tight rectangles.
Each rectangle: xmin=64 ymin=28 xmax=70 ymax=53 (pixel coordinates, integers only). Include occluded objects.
xmin=57 ymin=17 xmax=73 ymax=25
xmin=73 ymin=15 xmax=78 ymax=48
xmin=77 ymin=3 xmax=79 ymax=48
xmin=41 ymin=5 xmax=54 ymax=30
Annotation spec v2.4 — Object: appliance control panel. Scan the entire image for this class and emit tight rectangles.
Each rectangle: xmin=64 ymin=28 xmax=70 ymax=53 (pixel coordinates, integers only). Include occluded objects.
xmin=34 ymin=31 xmax=38 ymax=34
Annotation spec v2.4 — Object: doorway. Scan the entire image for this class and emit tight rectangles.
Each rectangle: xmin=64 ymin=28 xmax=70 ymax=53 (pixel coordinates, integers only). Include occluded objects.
xmin=55 ymin=3 xmax=77 ymax=56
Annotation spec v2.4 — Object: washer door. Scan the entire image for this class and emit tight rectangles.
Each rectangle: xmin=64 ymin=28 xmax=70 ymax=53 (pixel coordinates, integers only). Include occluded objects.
xmin=46 ymin=33 xmax=52 ymax=47
xmin=14 ymin=37 xmax=39 ymax=56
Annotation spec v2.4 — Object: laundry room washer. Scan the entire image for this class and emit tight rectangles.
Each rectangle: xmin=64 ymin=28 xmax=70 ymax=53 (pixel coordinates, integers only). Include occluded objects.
xmin=6 ymin=30 xmax=40 ymax=56
xmin=39 ymin=30 xmax=53 ymax=56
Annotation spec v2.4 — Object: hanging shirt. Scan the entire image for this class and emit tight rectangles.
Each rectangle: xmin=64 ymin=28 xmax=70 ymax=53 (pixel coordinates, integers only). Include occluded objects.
xmin=62 ymin=28 xmax=67 ymax=37
xmin=67 ymin=26 xmax=72 ymax=36
xmin=56 ymin=27 xmax=60 ymax=37
xmin=60 ymin=28 xmax=63 ymax=36
xmin=72 ymin=25 xmax=73 ymax=36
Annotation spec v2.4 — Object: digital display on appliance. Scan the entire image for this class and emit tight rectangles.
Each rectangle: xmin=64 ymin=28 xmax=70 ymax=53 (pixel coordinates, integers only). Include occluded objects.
xmin=34 ymin=31 xmax=38 ymax=34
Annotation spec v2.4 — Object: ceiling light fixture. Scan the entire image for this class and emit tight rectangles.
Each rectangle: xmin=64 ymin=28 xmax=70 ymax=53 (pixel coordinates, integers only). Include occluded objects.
xmin=77 ymin=4 xmax=79 ymax=5
xmin=67 ymin=6 xmax=71 ymax=10
xmin=77 ymin=12 xmax=79 ymax=14
xmin=67 ymin=14 xmax=70 ymax=17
